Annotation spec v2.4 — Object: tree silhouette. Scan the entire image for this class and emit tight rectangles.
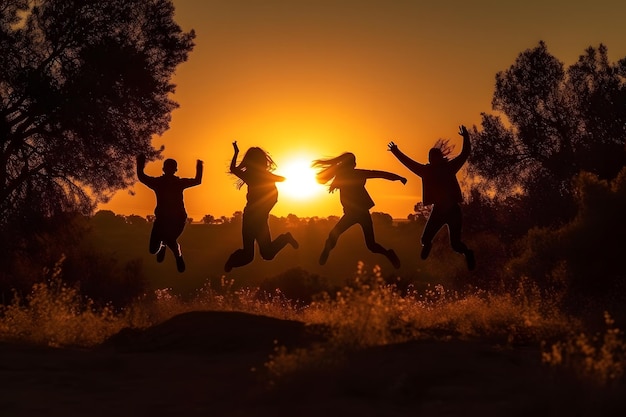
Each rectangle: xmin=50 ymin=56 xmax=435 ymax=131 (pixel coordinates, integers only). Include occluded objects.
xmin=0 ymin=0 xmax=195 ymax=228
xmin=469 ymin=42 xmax=626 ymax=227
xmin=202 ymin=214 xmax=216 ymax=225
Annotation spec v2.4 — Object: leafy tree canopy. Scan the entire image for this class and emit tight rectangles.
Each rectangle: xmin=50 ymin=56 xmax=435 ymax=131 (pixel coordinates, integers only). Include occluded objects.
xmin=469 ymin=41 xmax=626 ymax=227
xmin=0 ymin=0 xmax=195 ymax=227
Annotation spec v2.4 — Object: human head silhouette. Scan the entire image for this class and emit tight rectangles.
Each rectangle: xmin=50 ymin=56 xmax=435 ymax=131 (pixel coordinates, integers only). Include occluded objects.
xmin=341 ymin=152 xmax=356 ymax=169
xmin=163 ymin=158 xmax=178 ymax=175
xmin=312 ymin=152 xmax=357 ymax=193
xmin=240 ymin=147 xmax=275 ymax=171
xmin=428 ymin=148 xmax=445 ymax=164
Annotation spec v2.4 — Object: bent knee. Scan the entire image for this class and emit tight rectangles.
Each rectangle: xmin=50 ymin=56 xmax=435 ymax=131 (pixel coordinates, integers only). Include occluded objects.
xmin=259 ymin=249 xmax=276 ymax=261
xmin=365 ymin=242 xmax=381 ymax=252
xmin=450 ymin=242 xmax=468 ymax=254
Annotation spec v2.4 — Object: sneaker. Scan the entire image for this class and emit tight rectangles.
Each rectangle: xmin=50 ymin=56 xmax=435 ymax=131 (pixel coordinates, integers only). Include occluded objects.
xmin=224 ymin=258 xmax=233 ymax=273
xmin=465 ymin=249 xmax=476 ymax=271
xmin=287 ymin=232 xmax=299 ymax=249
xmin=387 ymin=249 xmax=401 ymax=269
xmin=156 ymin=245 xmax=166 ymax=263
xmin=420 ymin=242 xmax=432 ymax=260
xmin=319 ymin=249 xmax=330 ymax=265
xmin=175 ymin=255 xmax=186 ymax=273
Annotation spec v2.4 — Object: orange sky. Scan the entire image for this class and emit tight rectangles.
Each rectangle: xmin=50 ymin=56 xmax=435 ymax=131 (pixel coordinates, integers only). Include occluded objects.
xmin=99 ymin=0 xmax=626 ymax=220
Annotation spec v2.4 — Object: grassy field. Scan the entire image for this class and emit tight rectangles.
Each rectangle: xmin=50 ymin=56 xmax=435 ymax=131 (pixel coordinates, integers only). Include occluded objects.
xmin=1 ymin=263 xmax=625 ymax=416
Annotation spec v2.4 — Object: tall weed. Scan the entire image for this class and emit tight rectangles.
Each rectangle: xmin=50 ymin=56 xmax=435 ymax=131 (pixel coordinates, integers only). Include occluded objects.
xmin=0 ymin=258 xmax=126 ymax=347
xmin=542 ymin=311 xmax=626 ymax=386
xmin=2 ymin=261 xmax=624 ymax=387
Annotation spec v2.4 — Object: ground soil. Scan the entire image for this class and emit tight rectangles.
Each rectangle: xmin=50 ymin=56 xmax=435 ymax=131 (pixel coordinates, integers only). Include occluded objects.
xmin=1 ymin=311 xmax=624 ymax=417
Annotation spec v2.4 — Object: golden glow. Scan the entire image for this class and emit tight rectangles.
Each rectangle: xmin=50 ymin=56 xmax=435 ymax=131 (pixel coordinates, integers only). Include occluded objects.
xmin=277 ymin=156 xmax=325 ymax=201
xmin=95 ymin=1 xmax=626 ymax=220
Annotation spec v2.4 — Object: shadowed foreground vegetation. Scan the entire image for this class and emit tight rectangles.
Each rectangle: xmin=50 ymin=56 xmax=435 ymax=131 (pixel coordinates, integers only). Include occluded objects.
xmin=1 ymin=261 xmax=624 ymax=390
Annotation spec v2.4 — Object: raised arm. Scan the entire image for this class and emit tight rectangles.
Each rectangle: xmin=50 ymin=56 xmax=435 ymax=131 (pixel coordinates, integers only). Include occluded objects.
xmin=387 ymin=142 xmax=425 ymax=177
xmin=136 ymin=154 xmax=150 ymax=184
xmin=181 ymin=159 xmax=204 ymax=188
xmin=194 ymin=159 xmax=203 ymax=184
xmin=136 ymin=154 xmax=160 ymax=189
xmin=361 ymin=169 xmax=407 ymax=184
xmin=229 ymin=141 xmax=243 ymax=178
xmin=449 ymin=125 xmax=471 ymax=172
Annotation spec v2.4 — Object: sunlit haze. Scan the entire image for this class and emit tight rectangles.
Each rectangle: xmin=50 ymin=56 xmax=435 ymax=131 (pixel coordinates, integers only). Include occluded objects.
xmin=98 ymin=0 xmax=626 ymax=221
xmin=276 ymin=156 xmax=326 ymax=201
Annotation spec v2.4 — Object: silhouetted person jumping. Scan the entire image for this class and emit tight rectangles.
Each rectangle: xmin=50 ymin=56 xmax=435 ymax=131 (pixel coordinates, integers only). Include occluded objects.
xmin=388 ymin=125 xmax=475 ymax=270
xmin=312 ymin=152 xmax=406 ymax=268
xmin=136 ymin=154 xmax=203 ymax=272
xmin=225 ymin=142 xmax=298 ymax=272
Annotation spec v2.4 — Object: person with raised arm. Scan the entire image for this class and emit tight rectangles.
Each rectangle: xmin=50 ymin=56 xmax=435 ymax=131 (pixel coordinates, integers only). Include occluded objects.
xmin=137 ymin=155 xmax=203 ymax=272
xmin=224 ymin=141 xmax=298 ymax=272
xmin=387 ymin=125 xmax=475 ymax=270
xmin=312 ymin=152 xmax=406 ymax=268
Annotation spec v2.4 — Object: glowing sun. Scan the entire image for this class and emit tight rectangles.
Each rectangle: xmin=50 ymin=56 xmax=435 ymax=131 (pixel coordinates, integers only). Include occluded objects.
xmin=277 ymin=157 xmax=325 ymax=200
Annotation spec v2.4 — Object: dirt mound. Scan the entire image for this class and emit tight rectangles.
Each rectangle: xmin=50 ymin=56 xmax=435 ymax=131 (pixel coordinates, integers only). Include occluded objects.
xmin=102 ymin=310 xmax=325 ymax=353
xmin=2 ymin=312 xmax=625 ymax=416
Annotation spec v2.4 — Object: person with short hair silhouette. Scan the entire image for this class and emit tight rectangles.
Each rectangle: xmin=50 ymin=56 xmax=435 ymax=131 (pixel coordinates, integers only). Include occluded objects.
xmin=312 ymin=152 xmax=406 ymax=268
xmin=387 ymin=125 xmax=475 ymax=270
xmin=136 ymin=154 xmax=203 ymax=272
xmin=224 ymin=141 xmax=298 ymax=272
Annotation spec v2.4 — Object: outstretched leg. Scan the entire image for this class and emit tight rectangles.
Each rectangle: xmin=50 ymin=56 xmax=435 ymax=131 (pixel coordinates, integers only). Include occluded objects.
xmin=257 ymin=220 xmax=299 ymax=261
xmin=150 ymin=219 xmax=167 ymax=263
xmin=156 ymin=245 xmax=166 ymax=263
xmin=447 ymin=204 xmax=475 ymax=271
xmin=163 ymin=218 xmax=187 ymax=272
xmin=420 ymin=205 xmax=447 ymax=260
xmin=359 ymin=213 xmax=401 ymax=268
xmin=319 ymin=214 xmax=355 ymax=265
xmin=149 ymin=221 xmax=164 ymax=254
xmin=224 ymin=247 xmax=254 ymax=272
xmin=224 ymin=212 xmax=257 ymax=272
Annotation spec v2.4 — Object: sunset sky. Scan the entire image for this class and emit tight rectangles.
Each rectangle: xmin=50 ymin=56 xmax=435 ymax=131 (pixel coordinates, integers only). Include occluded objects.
xmin=100 ymin=0 xmax=626 ymax=220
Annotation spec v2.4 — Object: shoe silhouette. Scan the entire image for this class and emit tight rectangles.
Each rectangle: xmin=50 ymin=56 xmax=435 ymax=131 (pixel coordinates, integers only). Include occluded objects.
xmin=465 ymin=250 xmax=476 ymax=271
xmin=388 ymin=249 xmax=401 ymax=269
xmin=175 ymin=255 xmax=185 ymax=273
xmin=319 ymin=249 xmax=330 ymax=265
xmin=156 ymin=245 xmax=166 ymax=263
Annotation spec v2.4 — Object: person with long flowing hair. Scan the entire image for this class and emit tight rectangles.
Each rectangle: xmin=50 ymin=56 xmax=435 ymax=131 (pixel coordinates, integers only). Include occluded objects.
xmin=225 ymin=141 xmax=298 ymax=272
xmin=312 ymin=152 xmax=406 ymax=268
xmin=388 ymin=125 xmax=475 ymax=270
